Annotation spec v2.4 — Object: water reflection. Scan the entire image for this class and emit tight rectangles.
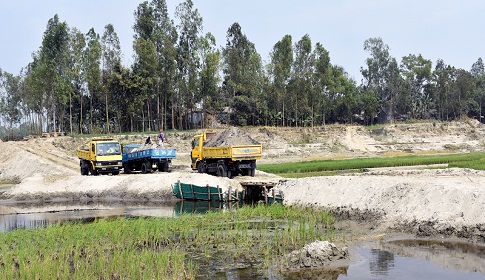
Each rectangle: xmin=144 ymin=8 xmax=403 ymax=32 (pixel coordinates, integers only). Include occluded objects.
xmin=369 ymin=249 xmax=394 ymax=277
xmin=1 ymin=202 xmax=485 ymax=279
xmin=0 ymin=200 xmax=245 ymax=232
xmin=173 ymin=200 xmax=243 ymax=215
xmin=340 ymin=240 xmax=485 ymax=280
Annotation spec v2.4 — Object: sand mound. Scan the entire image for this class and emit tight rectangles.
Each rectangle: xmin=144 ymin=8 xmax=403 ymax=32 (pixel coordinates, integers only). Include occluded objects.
xmin=205 ymin=126 xmax=259 ymax=147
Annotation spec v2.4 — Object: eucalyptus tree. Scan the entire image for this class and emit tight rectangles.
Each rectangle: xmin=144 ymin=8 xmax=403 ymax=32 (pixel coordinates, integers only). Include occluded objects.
xmin=432 ymin=59 xmax=454 ymax=120
xmin=133 ymin=2 xmax=157 ymax=132
xmin=471 ymin=58 xmax=485 ymax=120
xmin=289 ymin=34 xmax=313 ymax=126
xmin=84 ymin=28 xmax=102 ymax=133
xmin=152 ymin=0 xmax=178 ymax=130
xmin=361 ymin=37 xmax=396 ymax=118
xmin=197 ymin=32 xmax=221 ymax=127
xmin=68 ymin=28 xmax=86 ymax=134
xmin=101 ymin=23 xmax=122 ymax=133
xmin=175 ymin=0 xmax=203 ymax=129
xmin=0 ymin=72 xmax=22 ymax=139
xmin=312 ymin=42 xmax=331 ymax=124
xmin=452 ymin=69 xmax=474 ymax=119
xmin=222 ymin=22 xmax=263 ymax=126
xmin=38 ymin=14 xmax=70 ymax=133
xmin=269 ymin=35 xmax=293 ymax=126
xmin=400 ymin=54 xmax=432 ymax=119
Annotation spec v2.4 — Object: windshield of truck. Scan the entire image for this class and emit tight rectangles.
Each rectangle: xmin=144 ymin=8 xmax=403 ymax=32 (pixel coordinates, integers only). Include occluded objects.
xmin=97 ymin=142 xmax=121 ymax=155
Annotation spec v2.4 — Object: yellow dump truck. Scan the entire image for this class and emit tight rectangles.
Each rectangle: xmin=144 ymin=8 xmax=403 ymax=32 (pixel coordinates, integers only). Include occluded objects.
xmin=191 ymin=132 xmax=262 ymax=178
xmin=77 ymin=137 xmax=122 ymax=175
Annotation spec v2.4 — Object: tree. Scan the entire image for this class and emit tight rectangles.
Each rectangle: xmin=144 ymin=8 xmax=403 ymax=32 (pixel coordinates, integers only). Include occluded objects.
xmin=175 ymin=0 xmax=203 ymax=129
xmin=198 ymin=32 xmax=221 ymax=127
xmin=38 ymin=14 xmax=70 ymax=133
xmin=101 ymin=23 xmax=122 ymax=133
xmin=289 ymin=34 xmax=313 ymax=126
xmin=151 ymin=0 xmax=177 ymax=130
xmin=400 ymin=54 xmax=432 ymax=119
xmin=361 ymin=37 xmax=396 ymax=119
xmin=471 ymin=58 xmax=485 ymax=121
xmin=68 ymin=28 xmax=86 ymax=134
xmin=269 ymin=35 xmax=293 ymax=126
xmin=222 ymin=22 xmax=263 ymax=126
xmin=85 ymin=28 xmax=102 ymax=133
xmin=0 ymin=72 xmax=22 ymax=139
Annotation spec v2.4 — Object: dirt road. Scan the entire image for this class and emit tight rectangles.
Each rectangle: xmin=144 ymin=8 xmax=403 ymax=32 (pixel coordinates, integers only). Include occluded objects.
xmin=1 ymin=121 xmax=485 ymax=242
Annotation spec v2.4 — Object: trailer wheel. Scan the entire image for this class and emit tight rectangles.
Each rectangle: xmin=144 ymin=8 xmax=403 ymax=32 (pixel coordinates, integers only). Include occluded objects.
xmin=217 ymin=165 xmax=227 ymax=177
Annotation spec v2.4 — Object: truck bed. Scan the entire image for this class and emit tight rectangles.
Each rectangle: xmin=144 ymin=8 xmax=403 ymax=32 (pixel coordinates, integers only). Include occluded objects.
xmin=202 ymin=144 xmax=262 ymax=160
xmin=126 ymin=148 xmax=176 ymax=161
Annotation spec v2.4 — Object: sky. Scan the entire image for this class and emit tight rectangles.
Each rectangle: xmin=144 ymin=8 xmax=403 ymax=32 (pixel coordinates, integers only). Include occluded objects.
xmin=1 ymin=0 xmax=485 ymax=82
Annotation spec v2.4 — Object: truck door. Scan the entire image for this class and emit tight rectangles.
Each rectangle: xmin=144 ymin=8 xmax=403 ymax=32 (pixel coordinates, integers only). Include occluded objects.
xmin=191 ymin=137 xmax=202 ymax=167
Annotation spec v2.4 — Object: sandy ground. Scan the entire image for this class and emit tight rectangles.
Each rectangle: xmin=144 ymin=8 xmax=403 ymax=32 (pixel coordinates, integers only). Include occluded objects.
xmin=1 ymin=121 xmax=485 ymax=242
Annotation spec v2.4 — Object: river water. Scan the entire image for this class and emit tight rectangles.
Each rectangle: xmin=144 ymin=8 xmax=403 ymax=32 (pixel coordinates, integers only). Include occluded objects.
xmin=0 ymin=201 xmax=484 ymax=280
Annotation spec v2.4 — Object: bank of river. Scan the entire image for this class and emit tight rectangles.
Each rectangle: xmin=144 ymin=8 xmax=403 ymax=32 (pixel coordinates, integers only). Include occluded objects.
xmin=1 ymin=201 xmax=485 ymax=279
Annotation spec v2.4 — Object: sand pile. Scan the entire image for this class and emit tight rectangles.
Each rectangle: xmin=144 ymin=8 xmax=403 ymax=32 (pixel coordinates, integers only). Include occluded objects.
xmin=205 ymin=126 xmax=259 ymax=147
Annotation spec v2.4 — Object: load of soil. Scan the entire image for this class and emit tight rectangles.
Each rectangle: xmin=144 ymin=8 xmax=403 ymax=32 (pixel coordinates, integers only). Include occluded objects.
xmin=204 ymin=126 xmax=260 ymax=147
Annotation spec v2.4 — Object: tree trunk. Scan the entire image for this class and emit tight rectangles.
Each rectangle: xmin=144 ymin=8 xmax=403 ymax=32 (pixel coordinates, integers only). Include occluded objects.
xmin=106 ymin=93 xmax=109 ymax=134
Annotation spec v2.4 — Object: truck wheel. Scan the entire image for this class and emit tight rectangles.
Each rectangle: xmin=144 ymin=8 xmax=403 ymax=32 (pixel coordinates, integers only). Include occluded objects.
xmin=141 ymin=163 xmax=148 ymax=174
xmin=197 ymin=163 xmax=206 ymax=173
xmin=227 ymin=170 xmax=232 ymax=179
xmin=112 ymin=171 xmax=120 ymax=175
xmin=217 ymin=165 xmax=227 ymax=177
xmin=162 ymin=162 xmax=170 ymax=172
xmin=123 ymin=163 xmax=131 ymax=174
xmin=90 ymin=167 xmax=99 ymax=176
xmin=249 ymin=168 xmax=255 ymax=177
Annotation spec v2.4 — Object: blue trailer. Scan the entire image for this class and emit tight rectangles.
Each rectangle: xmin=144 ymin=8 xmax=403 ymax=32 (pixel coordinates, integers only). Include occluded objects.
xmin=122 ymin=144 xmax=176 ymax=174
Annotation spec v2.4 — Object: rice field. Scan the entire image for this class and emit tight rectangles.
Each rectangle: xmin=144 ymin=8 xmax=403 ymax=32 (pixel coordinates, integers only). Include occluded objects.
xmin=0 ymin=204 xmax=338 ymax=279
xmin=258 ymin=152 xmax=485 ymax=178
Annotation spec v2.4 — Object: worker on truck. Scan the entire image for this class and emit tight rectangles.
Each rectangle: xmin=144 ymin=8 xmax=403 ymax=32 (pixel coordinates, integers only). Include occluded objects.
xmin=158 ymin=129 xmax=165 ymax=147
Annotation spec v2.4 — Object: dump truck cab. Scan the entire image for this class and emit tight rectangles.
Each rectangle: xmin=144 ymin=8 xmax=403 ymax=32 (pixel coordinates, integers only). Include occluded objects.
xmin=78 ymin=137 xmax=122 ymax=175
xmin=191 ymin=132 xmax=216 ymax=169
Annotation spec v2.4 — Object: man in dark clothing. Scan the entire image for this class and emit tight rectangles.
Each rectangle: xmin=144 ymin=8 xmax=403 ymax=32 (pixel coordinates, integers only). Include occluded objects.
xmin=158 ymin=129 xmax=164 ymax=147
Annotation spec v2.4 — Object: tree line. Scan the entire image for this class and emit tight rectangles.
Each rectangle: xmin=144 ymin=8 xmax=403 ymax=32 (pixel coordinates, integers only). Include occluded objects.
xmin=1 ymin=0 xmax=484 ymax=139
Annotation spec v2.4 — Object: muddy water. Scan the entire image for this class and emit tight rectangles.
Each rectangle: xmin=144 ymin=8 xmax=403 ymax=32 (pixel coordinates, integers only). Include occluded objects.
xmin=1 ymin=201 xmax=485 ymax=279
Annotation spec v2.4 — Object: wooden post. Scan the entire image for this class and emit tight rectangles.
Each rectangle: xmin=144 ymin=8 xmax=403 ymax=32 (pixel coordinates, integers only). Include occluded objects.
xmin=228 ymin=186 xmax=232 ymax=202
xmin=207 ymin=184 xmax=211 ymax=201
xmin=272 ymin=189 xmax=275 ymax=204
xmin=264 ymin=186 xmax=268 ymax=204
xmin=235 ymin=188 xmax=239 ymax=201
xmin=190 ymin=184 xmax=194 ymax=200
xmin=178 ymin=180 xmax=183 ymax=200
xmin=217 ymin=186 xmax=222 ymax=201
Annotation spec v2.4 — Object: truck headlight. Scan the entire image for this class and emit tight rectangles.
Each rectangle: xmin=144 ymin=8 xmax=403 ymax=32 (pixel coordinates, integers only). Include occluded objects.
xmin=96 ymin=162 xmax=102 ymax=166
xmin=118 ymin=161 xmax=122 ymax=165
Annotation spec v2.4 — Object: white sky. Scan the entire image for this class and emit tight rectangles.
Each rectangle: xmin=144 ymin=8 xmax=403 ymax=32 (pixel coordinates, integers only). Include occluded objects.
xmin=1 ymin=0 xmax=484 ymax=82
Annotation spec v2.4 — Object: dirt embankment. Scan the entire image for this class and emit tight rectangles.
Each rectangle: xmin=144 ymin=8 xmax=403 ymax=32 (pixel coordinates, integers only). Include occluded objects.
xmin=1 ymin=121 xmax=485 ymax=241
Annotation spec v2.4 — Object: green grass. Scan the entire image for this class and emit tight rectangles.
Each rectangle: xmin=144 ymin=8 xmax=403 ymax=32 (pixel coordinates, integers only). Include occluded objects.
xmin=0 ymin=204 xmax=337 ymax=279
xmin=258 ymin=152 xmax=485 ymax=177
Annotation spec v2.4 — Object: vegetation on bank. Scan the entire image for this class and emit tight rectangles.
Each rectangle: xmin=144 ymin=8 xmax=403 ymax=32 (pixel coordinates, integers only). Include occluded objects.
xmin=0 ymin=204 xmax=338 ymax=279
xmin=258 ymin=152 xmax=485 ymax=178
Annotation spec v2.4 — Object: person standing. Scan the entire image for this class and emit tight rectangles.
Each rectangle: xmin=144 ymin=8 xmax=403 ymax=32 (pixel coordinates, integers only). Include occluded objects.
xmin=158 ymin=129 xmax=164 ymax=147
